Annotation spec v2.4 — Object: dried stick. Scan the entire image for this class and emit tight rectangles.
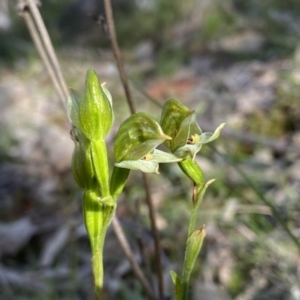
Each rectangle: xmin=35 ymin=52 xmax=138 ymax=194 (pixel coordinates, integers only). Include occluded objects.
xmin=102 ymin=0 xmax=135 ymax=115
xmin=25 ymin=0 xmax=69 ymax=102
xmin=142 ymin=173 xmax=164 ymax=298
xmin=18 ymin=8 xmax=66 ymax=110
xmin=103 ymin=0 xmax=164 ymax=298
xmin=17 ymin=0 xmax=67 ymax=111
xmin=111 ymin=217 xmax=156 ymax=300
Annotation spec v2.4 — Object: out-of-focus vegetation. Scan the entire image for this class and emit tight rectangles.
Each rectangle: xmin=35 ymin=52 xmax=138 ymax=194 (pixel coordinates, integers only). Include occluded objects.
xmin=0 ymin=0 xmax=300 ymax=299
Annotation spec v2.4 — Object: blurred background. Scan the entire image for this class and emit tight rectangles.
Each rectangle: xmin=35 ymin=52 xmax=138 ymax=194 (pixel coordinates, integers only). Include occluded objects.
xmin=1 ymin=0 xmax=300 ymax=299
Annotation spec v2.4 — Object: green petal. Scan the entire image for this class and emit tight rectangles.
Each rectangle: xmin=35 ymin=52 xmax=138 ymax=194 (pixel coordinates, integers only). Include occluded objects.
xmin=172 ymin=113 xmax=195 ymax=151
xmin=115 ymin=159 xmax=159 ymax=174
xmin=101 ymin=83 xmax=114 ymax=124
xmin=174 ymin=143 xmax=203 ymax=160
xmin=160 ymin=99 xmax=193 ymax=149
xmin=200 ymin=123 xmax=226 ymax=144
xmin=114 ymin=112 xmax=170 ymax=162
xmin=151 ymin=149 xmax=182 ymax=163
xmin=170 ymin=270 xmax=182 ymax=300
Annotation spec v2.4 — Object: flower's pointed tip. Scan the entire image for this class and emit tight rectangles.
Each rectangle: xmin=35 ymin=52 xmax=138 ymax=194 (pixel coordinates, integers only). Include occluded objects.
xmin=198 ymin=225 xmax=206 ymax=237
xmin=206 ymin=178 xmax=216 ymax=186
xmin=154 ymin=165 xmax=160 ymax=174
xmin=199 ymin=224 xmax=206 ymax=231
xmin=86 ymin=68 xmax=95 ymax=79
xmin=85 ymin=69 xmax=99 ymax=86
xmin=220 ymin=123 xmax=226 ymax=129
xmin=192 ymin=152 xmax=197 ymax=161
xmin=87 ymin=68 xmax=95 ymax=74
xmin=163 ymin=134 xmax=172 ymax=141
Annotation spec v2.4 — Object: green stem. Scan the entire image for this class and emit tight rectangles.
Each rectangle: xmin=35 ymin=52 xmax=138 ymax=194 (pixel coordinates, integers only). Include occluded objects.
xmin=83 ymin=189 xmax=115 ymax=299
xmin=91 ymin=139 xmax=111 ymax=197
xmin=91 ymin=235 xmax=105 ymax=299
xmin=182 ymin=179 xmax=214 ymax=299
xmin=187 ymin=180 xmax=214 ymax=238
xmin=187 ymin=185 xmax=202 ymax=238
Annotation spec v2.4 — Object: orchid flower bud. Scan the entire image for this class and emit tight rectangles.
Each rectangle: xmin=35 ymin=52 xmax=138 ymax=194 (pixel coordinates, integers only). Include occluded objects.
xmin=78 ymin=69 xmax=114 ymax=141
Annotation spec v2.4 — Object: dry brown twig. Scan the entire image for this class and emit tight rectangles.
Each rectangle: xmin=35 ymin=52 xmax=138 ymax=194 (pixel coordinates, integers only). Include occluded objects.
xmin=103 ymin=0 xmax=165 ymax=298
xmin=16 ymin=0 xmax=68 ymax=111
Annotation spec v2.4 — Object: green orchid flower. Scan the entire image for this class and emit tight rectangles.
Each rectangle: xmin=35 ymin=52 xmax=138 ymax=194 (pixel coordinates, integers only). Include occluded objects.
xmin=160 ymin=99 xmax=225 ymax=160
xmin=114 ymin=112 xmax=182 ymax=174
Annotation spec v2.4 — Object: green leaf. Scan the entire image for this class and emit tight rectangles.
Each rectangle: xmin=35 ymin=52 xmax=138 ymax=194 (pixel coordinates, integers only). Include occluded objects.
xmin=183 ymin=226 xmax=206 ymax=274
xmin=160 ymin=99 xmax=193 ymax=149
xmin=114 ymin=112 xmax=171 ymax=162
xmin=170 ymin=270 xmax=182 ymax=300
xmin=99 ymin=195 xmax=115 ymax=207
xmin=78 ymin=69 xmax=113 ymax=141
xmin=90 ymin=139 xmax=110 ymax=197
xmin=67 ymin=89 xmax=81 ymax=128
xmin=110 ymin=166 xmax=130 ymax=200
xmin=181 ymin=226 xmax=206 ymax=298
xmin=71 ymin=129 xmax=95 ymax=189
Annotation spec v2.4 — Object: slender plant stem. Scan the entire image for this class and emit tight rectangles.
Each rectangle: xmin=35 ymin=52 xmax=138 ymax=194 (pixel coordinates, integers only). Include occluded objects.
xmin=103 ymin=0 xmax=164 ymax=298
xmin=187 ymin=186 xmax=202 ymax=238
xmin=112 ymin=217 xmax=156 ymax=300
xmin=91 ymin=237 xmax=105 ymax=299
